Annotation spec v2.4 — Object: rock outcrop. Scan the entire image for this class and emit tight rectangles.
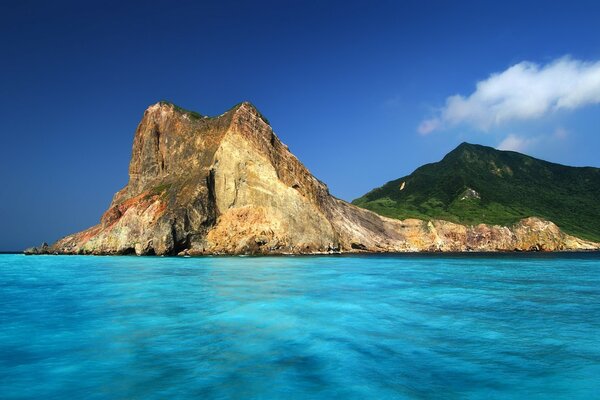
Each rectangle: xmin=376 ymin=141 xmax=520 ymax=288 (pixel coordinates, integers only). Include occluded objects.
xmin=24 ymin=242 xmax=50 ymax=255
xmin=29 ymin=101 xmax=599 ymax=255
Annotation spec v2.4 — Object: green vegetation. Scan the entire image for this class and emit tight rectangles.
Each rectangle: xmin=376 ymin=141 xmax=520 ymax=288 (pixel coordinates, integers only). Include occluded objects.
xmin=147 ymin=182 xmax=172 ymax=198
xmin=159 ymin=100 xmax=203 ymax=120
xmin=159 ymin=100 xmax=271 ymax=125
xmin=230 ymin=101 xmax=270 ymax=125
xmin=352 ymin=143 xmax=600 ymax=242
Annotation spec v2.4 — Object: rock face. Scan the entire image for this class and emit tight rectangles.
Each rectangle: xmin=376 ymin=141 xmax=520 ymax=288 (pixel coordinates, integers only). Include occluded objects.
xmin=23 ymin=242 xmax=50 ymax=255
xmin=34 ymin=102 xmax=599 ymax=255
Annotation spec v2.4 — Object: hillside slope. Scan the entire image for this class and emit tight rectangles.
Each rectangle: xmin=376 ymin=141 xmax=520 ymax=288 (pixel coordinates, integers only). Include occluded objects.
xmin=353 ymin=142 xmax=600 ymax=242
xmin=25 ymin=106 xmax=598 ymax=255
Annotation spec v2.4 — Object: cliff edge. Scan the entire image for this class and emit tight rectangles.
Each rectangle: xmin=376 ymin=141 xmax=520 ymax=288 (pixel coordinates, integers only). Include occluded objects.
xmin=26 ymin=102 xmax=599 ymax=255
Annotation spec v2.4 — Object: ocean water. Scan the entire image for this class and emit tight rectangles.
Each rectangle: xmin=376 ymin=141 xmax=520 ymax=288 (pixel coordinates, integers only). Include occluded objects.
xmin=1 ymin=254 xmax=600 ymax=399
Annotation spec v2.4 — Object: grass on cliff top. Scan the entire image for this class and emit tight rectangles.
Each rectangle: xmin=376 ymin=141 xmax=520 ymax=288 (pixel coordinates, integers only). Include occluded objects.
xmin=159 ymin=100 xmax=272 ymax=125
xmin=352 ymin=142 xmax=600 ymax=243
xmin=159 ymin=100 xmax=203 ymax=120
xmin=229 ymin=101 xmax=271 ymax=125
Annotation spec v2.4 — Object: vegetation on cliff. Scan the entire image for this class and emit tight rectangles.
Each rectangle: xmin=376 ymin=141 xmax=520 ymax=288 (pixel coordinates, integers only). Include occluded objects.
xmin=25 ymin=103 xmax=598 ymax=255
xmin=352 ymin=143 xmax=600 ymax=242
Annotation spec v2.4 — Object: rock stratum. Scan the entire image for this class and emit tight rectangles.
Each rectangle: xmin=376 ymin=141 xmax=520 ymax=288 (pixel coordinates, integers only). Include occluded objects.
xmin=27 ymin=102 xmax=599 ymax=255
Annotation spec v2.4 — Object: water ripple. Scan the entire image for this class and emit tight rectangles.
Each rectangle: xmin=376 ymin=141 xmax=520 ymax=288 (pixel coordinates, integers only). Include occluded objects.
xmin=1 ymin=253 xmax=599 ymax=399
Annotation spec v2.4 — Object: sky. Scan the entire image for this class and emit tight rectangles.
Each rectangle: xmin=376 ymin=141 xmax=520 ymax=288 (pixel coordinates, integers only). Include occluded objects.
xmin=1 ymin=0 xmax=600 ymax=250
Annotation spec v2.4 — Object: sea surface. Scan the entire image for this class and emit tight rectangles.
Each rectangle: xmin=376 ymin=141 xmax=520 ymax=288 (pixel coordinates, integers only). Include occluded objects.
xmin=1 ymin=253 xmax=600 ymax=399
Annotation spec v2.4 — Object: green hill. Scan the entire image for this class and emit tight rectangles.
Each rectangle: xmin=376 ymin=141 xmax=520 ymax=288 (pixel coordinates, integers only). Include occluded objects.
xmin=352 ymin=143 xmax=600 ymax=242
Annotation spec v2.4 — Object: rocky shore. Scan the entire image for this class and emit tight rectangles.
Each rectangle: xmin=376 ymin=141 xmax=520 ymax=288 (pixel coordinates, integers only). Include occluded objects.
xmin=26 ymin=102 xmax=599 ymax=255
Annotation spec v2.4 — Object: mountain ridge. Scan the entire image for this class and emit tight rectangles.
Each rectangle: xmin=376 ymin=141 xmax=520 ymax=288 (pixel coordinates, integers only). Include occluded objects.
xmin=353 ymin=142 xmax=600 ymax=242
xmin=25 ymin=102 xmax=599 ymax=255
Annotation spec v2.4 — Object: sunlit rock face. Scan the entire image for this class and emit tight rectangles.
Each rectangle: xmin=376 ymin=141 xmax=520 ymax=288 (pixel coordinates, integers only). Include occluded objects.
xmin=33 ymin=102 xmax=599 ymax=255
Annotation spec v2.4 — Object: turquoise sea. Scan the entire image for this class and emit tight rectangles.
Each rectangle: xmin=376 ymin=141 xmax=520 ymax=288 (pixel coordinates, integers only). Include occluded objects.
xmin=1 ymin=253 xmax=599 ymax=399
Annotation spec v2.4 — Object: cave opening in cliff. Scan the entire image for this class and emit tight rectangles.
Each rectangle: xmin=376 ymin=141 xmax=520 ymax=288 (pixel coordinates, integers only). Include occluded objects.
xmin=120 ymin=247 xmax=136 ymax=255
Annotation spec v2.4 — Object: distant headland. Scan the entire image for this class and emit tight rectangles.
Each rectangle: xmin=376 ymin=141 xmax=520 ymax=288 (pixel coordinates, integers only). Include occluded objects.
xmin=25 ymin=102 xmax=600 ymax=255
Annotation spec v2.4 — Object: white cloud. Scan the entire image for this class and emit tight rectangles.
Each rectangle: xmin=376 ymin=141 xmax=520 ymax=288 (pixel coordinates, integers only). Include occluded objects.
xmin=418 ymin=118 xmax=440 ymax=135
xmin=553 ymin=127 xmax=569 ymax=139
xmin=497 ymin=128 xmax=569 ymax=153
xmin=420 ymin=56 xmax=600 ymax=133
xmin=497 ymin=134 xmax=537 ymax=152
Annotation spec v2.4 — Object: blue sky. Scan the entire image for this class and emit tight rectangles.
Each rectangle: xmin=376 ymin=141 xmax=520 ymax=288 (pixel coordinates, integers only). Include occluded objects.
xmin=1 ymin=0 xmax=600 ymax=250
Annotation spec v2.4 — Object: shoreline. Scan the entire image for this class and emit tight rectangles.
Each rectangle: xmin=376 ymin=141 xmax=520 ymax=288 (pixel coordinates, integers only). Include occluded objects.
xmin=17 ymin=249 xmax=600 ymax=258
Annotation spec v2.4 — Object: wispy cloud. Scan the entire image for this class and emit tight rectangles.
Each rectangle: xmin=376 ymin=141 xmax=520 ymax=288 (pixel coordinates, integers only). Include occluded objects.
xmin=497 ymin=134 xmax=538 ymax=152
xmin=497 ymin=128 xmax=569 ymax=153
xmin=419 ymin=56 xmax=600 ymax=134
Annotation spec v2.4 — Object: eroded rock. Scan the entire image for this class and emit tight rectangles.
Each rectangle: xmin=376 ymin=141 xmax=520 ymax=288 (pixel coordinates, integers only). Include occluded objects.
xmin=34 ymin=102 xmax=599 ymax=255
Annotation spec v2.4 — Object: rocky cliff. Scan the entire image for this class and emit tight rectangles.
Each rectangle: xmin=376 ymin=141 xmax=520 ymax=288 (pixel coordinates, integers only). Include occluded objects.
xmin=27 ymin=102 xmax=599 ymax=255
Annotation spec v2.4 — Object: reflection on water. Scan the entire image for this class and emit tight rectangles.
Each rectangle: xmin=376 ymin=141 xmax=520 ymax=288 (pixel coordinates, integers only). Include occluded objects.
xmin=1 ymin=254 xmax=600 ymax=399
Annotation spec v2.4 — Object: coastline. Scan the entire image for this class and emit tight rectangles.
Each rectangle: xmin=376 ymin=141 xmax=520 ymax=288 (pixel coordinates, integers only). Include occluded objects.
xmin=20 ymin=249 xmax=600 ymax=257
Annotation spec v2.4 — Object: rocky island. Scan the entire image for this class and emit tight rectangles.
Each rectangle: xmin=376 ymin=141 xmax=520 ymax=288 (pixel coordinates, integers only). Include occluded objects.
xmin=26 ymin=102 xmax=599 ymax=255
